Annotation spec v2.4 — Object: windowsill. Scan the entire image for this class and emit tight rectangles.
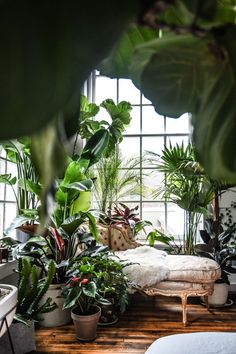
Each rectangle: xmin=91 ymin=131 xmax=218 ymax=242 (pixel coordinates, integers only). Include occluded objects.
xmin=0 ymin=260 xmax=17 ymax=280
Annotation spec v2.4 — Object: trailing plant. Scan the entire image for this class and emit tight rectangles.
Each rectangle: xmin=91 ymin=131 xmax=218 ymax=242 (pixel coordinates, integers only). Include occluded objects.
xmin=15 ymin=257 xmax=57 ymax=325
xmin=148 ymin=142 xmax=218 ymax=254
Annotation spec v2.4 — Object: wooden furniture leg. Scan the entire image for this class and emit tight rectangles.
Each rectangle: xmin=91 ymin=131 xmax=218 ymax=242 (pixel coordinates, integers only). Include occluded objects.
xmin=204 ymin=295 xmax=209 ymax=310
xmin=181 ymin=294 xmax=188 ymax=326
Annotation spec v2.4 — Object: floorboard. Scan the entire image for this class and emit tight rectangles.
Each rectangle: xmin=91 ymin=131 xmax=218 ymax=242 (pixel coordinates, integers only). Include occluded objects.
xmin=33 ymin=293 xmax=236 ymax=354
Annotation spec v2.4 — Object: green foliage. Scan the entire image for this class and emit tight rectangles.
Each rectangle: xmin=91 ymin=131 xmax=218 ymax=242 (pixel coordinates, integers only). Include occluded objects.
xmin=0 ymin=0 xmax=140 ymax=140
xmin=79 ymin=95 xmax=133 ymax=159
xmin=89 ymin=147 xmax=141 ymax=214
xmin=195 ymin=220 xmax=236 ymax=284
xmin=62 ymin=251 xmax=132 ymax=314
xmin=0 ymin=139 xmax=40 ymax=216
xmin=100 ymin=1 xmax=236 ymax=183
xmin=15 ymin=257 xmax=57 ymax=325
xmin=149 ymin=142 xmax=217 ymax=254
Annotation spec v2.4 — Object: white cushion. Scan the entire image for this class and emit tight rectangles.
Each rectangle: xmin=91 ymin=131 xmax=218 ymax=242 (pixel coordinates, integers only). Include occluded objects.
xmin=115 ymin=246 xmax=169 ymax=288
xmin=145 ymin=332 xmax=236 ymax=354
xmin=166 ymin=255 xmax=221 ymax=283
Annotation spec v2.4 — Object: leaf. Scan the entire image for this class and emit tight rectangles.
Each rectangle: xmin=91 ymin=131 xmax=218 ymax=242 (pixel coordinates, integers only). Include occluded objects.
xmin=82 ymin=281 xmax=96 ymax=298
xmin=0 ymin=0 xmax=140 ymax=140
xmin=130 ymin=34 xmax=219 ymax=117
xmin=99 ymin=24 xmax=158 ymax=78
xmin=81 ymin=128 xmax=110 ymax=166
xmin=65 ymin=179 xmax=93 ymax=192
xmin=4 ymin=215 xmax=35 ymax=236
xmin=192 ymin=26 xmax=236 ymax=183
xmin=31 ymin=120 xmax=67 ymax=225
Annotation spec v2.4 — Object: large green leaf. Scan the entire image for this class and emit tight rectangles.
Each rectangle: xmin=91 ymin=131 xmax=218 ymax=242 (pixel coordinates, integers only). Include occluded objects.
xmin=130 ymin=34 xmax=219 ymax=117
xmin=99 ymin=24 xmax=158 ymax=78
xmin=192 ymin=26 xmax=236 ymax=183
xmin=0 ymin=0 xmax=141 ymax=140
xmin=81 ymin=128 xmax=110 ymax=166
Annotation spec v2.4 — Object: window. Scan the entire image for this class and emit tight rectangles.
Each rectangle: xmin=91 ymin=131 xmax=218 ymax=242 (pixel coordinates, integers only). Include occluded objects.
xmin=93 ymin=72 xmax=191 ymax=239
xmin=0 ymin=148 xmax=17 ymax=238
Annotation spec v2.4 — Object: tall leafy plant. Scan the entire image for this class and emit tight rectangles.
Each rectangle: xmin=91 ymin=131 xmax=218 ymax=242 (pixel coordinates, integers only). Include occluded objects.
xmin=149 ymin=142 xmax=217 ymax=254
xmin=89 ymin=147 xmax=141 ymax=214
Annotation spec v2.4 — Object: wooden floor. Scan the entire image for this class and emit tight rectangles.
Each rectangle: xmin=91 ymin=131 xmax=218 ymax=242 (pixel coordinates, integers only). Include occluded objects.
xmin=34 ymin=293 xmax=236 ymax=354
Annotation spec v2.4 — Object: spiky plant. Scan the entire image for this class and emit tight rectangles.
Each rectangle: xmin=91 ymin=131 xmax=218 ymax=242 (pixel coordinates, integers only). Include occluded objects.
xmin=15 ymin=257 xmax=57 ymax=325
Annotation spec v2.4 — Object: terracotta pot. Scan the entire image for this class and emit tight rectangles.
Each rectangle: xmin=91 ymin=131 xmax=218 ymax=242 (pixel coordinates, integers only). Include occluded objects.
xmin=71 ymin=305 xmax=101 ymax=341
xmin=208 ymin=283 xmax=229 ymax=306
xmin=39 ymin=284 xmax=71 ymax=327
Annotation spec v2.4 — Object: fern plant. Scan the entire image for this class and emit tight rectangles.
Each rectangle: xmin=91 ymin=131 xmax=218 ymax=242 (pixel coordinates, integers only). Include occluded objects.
xmin=15 ymin=257 xmax=57 ymax=325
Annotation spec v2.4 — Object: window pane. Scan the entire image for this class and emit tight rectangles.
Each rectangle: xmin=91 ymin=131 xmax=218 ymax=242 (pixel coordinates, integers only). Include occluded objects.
xmin=142 ymin=202 xmax=166 ymax=229
xmin=4 ymin=203 xmax=17 ymax=237
xmin=142 ymin=169 xmax=164 ymax=201
xmin=142 ymin=94 xmax=152 ymax=105
xmin=125 ymin=106 xmax=140 ymax=135
xmin=0 ymin=203 xmax=4 ymax=237
xmin=120 ymin=137 xmax=140 ymax=162
xmin=166 ymin=113 xmax=190 ymax=134
xmin=166 ymin=204 xmax=185 ymax=238
xmin=95 ymin=76 xmax=117 ymax=104
xmin=166 ymin=136 xmax=189 ymax=147
xmin=142 ymin=106 xmax=165 ymax=134
xmin=118 ymin=79 xmax=140 ymax=104
xmin=142 ymin=137 xmax=164 ymax=167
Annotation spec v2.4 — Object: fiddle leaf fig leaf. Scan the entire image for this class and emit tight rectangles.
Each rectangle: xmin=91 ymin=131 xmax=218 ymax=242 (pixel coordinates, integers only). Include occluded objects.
xmin=0 ymin=0 xmax=140 ymax=140
xmin=99 ymin=24 xmax=158 ymax=78
xmin=130 ymin=34 xmax=220 ymax=117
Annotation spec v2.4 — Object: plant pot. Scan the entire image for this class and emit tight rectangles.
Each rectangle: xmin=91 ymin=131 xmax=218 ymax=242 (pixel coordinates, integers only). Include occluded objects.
xmin=71 ymin=305 xmax=101 ymax=342
xmin=39 ymin=284 xmax=71 ymax=327
xmin=98 ymin=301 xmax=118 ymax=326
xmin=0 ymin=284 xmax=18 ymax=337
xmin=0 ymin=321 xmax=36 ymax=354
xmin=208 ymin=283 xmax=229 ymax=306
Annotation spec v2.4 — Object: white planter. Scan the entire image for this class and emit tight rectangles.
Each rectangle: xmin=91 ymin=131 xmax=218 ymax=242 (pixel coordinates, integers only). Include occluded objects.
xmin=208 ymin=283 xmax=229 ymax=306
xmin=39 ymin=284 xmax=71 ymax=327
xmin=0 ymin=284 xmax=18 ymax=337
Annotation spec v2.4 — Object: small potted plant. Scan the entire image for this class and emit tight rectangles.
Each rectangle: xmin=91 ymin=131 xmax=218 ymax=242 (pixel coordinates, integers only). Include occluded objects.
xmin=98 ymin=203 xmax=151 ymax=250
xmin=62 ymin=255 xmax=107 ymax=341
xmin=195 ymin=220 xmax=236 ymax=306
xmin=0 ymin=257 xmax=57 ymax=354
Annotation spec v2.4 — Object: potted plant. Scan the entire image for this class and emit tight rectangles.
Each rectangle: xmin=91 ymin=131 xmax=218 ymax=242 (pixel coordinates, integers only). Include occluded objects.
xmin=98 ymin=203 xmax=151 ymax=250
xmin=0 ymin=138 xmax=41 ymax=241
xmin=148 ymin=143 xmax=218 ymax=254
xmin=62 ymin=256 xmax=104 ymax=342
xmin=195 ymin=220 xmax=236 ymax=306
xmin=0 ymin=257 xmax=57 ymax=354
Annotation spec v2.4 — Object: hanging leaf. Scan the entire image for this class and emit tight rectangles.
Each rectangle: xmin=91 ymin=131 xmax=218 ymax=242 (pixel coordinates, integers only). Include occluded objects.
xmin=0 ymin=0 xmax=141 ymax=140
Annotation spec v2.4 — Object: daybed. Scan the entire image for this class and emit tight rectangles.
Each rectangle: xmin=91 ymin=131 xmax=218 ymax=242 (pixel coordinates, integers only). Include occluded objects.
xmin=98 ymin=225 xmax=221 ymax=326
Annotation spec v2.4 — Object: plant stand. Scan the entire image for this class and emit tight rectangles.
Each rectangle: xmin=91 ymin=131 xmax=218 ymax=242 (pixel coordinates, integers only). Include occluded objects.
xmin=0 ymin=304 xmax=16 ymax=354
xmin=0 ymin=321 xmax=36 ymax=354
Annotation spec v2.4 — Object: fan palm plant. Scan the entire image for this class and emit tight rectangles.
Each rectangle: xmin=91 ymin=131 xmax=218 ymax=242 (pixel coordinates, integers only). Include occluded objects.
xmin=148 ymin=142 xmax=217 ymax=254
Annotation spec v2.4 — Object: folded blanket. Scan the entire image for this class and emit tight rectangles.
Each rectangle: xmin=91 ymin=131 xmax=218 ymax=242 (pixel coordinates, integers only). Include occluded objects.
xmin=115 ymin=246 xmax=169 ymax=288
